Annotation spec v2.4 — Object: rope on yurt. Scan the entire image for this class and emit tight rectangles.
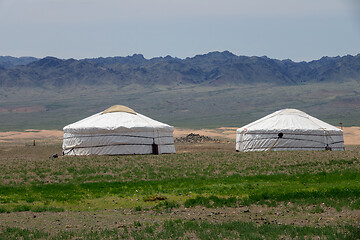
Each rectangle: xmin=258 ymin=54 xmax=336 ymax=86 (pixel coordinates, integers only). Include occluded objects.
xmin=268 ymin=133 xmax=283 ymax=151
xmin=63 ymin=147 xmax=76 ymax=156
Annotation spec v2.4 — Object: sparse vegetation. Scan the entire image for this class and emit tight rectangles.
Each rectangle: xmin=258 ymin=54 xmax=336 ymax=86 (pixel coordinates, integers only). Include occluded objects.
xmin=0 ymin=143 xmax=359 ymax=238
xmin=1 ymin=220 xmax=359 ymax=240
xmin=1 ymin=80 xmax=360 ymax=131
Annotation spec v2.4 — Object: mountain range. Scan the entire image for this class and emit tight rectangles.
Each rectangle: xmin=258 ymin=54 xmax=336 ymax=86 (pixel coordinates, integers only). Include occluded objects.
xmin=1 ymin=51 xmax=360 ymax=88
xmin=0 ymin=51 xmax=359 ymax=131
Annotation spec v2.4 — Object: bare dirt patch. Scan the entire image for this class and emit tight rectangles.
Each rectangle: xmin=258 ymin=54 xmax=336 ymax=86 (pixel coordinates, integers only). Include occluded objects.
xmin=343 ymin=127 xmax=360 ymax=145
xmin=0 ymin=129 xmax=62 ymax=144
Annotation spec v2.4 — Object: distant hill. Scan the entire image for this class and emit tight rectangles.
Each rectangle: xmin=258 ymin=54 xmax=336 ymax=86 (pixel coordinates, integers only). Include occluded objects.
xmin=0 ymin=51 xmax=359 ymax=131
xmin=0 ymin=56 xmax=39 ymax=69
xmin=0 ymin=51 xmax=359 ymax=89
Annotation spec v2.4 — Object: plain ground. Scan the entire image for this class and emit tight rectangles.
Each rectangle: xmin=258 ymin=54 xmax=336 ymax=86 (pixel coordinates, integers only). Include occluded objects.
xmin=0 ymin=129 xmax=359 ymax=238
xmin=1 ymin=142 xmax=359 ymax=232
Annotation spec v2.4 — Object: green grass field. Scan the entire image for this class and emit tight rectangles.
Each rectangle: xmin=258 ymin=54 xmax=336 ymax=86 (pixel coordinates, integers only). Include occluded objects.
xmin=0 ymin=143 xmax=359 ymax=239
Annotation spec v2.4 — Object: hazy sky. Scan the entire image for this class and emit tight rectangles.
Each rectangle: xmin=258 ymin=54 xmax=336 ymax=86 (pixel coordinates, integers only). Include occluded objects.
xmin=0 ymin=0 xmax=359 ymax=61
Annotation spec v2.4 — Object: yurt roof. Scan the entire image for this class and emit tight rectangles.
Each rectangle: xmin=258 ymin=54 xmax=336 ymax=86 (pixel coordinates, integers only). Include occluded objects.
xmin=237 ymin=109 xmax=342 ymax=133
xmin=63 ymin=105 xmax=173 ymax=134
xmin=101 ymin=105 xmax=137 ymax=115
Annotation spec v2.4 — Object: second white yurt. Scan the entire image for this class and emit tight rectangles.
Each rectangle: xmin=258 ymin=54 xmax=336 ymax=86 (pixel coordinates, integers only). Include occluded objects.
xmin=63 ymin=105 xmax=176 ymax=155
xmin=236 ymin=109 xmax=344 ymax=152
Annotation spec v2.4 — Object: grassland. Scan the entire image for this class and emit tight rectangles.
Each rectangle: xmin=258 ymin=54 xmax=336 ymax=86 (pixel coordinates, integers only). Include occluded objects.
xmin=0 ymin=143 xmax=360 ymax=239
xmin=1 ymin=81 xmax=360 ymax=131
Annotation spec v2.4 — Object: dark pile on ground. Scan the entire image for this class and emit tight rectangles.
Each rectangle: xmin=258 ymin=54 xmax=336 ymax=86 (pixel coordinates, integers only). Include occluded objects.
xmin=175 ymin=133 xmax=221 ymax=143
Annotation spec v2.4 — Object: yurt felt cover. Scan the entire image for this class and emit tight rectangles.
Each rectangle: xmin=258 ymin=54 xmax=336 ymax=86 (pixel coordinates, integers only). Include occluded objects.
xmin=62 ymin=106 xmax=175 ymax=155
xmin=236 ymin=109 xmax=344 ymax=152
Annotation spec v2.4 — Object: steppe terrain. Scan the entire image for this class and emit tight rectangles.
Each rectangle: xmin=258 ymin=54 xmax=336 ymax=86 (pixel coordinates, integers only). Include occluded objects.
xmin=0 ymin=128 xmax=359 ymax=239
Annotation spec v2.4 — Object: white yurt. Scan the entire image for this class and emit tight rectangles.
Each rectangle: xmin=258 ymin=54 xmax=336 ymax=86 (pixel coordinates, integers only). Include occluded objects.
xmin=62 ymin=105 xmax=176 ymax=155
xmin=236 ymin=109 xmax=344 ymax=152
